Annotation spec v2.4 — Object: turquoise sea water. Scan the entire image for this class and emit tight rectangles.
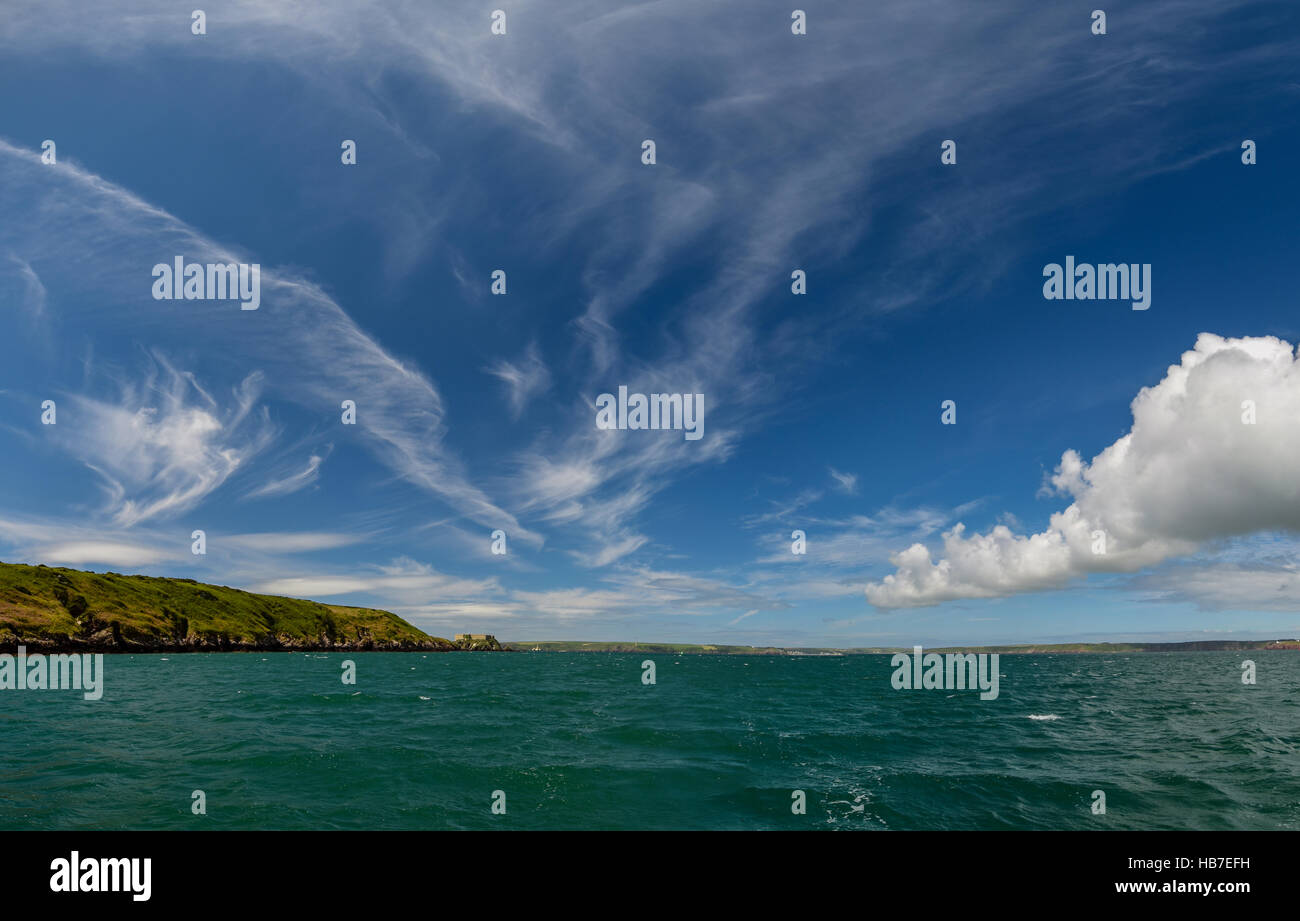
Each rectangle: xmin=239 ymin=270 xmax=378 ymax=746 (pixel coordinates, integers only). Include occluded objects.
xmin=1 ymin=652 xmax=1296 ymax=830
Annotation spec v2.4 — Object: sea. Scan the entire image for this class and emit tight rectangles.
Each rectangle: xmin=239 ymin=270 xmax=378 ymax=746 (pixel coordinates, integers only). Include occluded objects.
xmin=2 ymin=652 xmax=1296 ymax=830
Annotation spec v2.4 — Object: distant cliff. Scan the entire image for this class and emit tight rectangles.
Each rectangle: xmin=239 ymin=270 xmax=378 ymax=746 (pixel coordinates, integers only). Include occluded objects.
xmin=0 ymin=561 xmax=478 ymax=653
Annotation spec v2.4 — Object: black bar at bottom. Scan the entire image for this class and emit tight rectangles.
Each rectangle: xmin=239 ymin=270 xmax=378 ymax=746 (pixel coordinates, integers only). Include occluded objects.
xmin=1 ymin=830 xmax=1272 ymax=906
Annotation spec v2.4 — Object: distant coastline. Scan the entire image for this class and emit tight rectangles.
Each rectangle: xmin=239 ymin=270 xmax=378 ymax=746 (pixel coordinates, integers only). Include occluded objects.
xmin=6 ymin=560 xmax=1295 ymax=657
xmin=510 ymin=639 xmax=1300 ymax=655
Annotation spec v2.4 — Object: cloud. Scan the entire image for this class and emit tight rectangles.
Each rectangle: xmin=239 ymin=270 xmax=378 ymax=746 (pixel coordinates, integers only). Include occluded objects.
xmin=392 ymin=602 xmax=522 ymax=623
xmin=0 ymin=515 xmax=382 ymax=576
xmin=828 ymin=467 xmax=858 ymax=494
xmin=866 ymin=334 xmax=1300 ymax=608
xmin=0 ymin=516 xmax=182 ymax=569
xmin=223 ymin=531 xmax=361 ymax=553
xmin=1136 ymin=562 xmax=1300 ymax=613
xmin=485 ymin=342 xmax=551 ymax=419
xmin=742 ymin=489 xmax=824 ymax=528
xmin=0 ymin=137 xmax=535 ymax=541
xmin=581 ymin=535 xmax=649 ymax=569
xmin=599 ymin=566 xmax=787 ymax=615
xmin=247 ymin=576 xmax=376 ymax=598
xmin=21 ymin=540 xmax=175 ymax=569
xmin=243 ymin=449 xmax=330 ymax=500
xmin=248 ymin=557 xmax=499 ymax=602
xmin=4 ymin=255 xmax=46 ymax=317
xmin=56 ymin=355 xmax=274 ymax=527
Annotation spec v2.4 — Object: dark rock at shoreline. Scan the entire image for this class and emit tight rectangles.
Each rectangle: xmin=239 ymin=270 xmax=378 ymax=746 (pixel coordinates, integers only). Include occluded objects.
xmin=0 ymin=630 xmax=460 ymax=654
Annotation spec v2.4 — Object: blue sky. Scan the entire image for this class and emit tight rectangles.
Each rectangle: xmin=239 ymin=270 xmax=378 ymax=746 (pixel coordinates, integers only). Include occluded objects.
xmin=2 ymin=1 xmax=1299 ymax=646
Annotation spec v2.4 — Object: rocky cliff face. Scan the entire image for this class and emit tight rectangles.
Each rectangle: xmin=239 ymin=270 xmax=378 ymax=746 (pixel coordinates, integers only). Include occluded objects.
xmin=0 ymin=629 xmax=456 ymax=654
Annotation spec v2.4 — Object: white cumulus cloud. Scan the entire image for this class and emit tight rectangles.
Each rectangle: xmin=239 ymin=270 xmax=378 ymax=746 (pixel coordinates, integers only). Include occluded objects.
xmin=866 ymin=334 xmax=1300 ymax=608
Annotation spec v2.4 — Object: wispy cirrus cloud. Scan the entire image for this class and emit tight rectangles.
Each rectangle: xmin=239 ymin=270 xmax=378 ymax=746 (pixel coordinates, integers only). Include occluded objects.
xmin=485 ymin=342 xmax=551 ymax=419
xmin=0 ymin=137 xmax=535 ymax=542
xmin=248 ymin=556 xmax=500 ymax=600
xmin=4 ymin=255 xmax=46 ymax=318
xmin=243 ymin=449 xmax=330 ymax=500
xmin=0 ymin=516 xmax=368 ymax=574
xmin=828 ymin=468 xmax=858 ymax=495
xmin=55 ymin=354 xmax=274 ymax=527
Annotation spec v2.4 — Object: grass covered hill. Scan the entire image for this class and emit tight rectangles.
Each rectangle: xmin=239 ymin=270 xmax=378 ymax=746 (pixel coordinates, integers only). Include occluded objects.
xmin=0 ymin=560 xmax=454 ymax=653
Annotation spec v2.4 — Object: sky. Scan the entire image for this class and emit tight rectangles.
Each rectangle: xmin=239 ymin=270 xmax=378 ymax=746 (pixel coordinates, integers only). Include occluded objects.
xmin=1 ymin=0 xmax=1299 ymax=647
